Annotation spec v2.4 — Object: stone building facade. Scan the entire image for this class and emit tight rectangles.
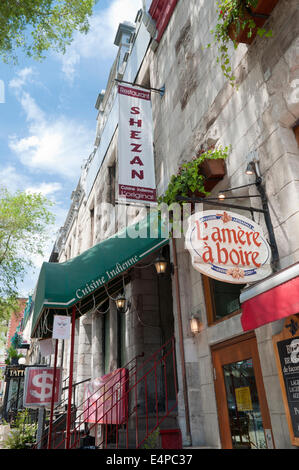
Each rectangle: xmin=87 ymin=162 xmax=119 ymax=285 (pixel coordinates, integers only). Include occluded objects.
xmin=30 ymin=0 xmax=299 ymax=449
xmin=136 ymin=0 xmax=299 ymax=450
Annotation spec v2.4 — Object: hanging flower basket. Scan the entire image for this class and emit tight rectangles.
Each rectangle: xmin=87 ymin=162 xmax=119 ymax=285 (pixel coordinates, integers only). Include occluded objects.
xmin=208 ymin=0 xmax=278 ymax=85
xmin=228 ymin=0 xmax=279 ymax=44
xmin=251 ymin=0 xmax=279 ymax=16
xmin=228 ymin=9 xmax=260 ymax=44
xmin=199 ymin=158 xmax=226 ymax=192
xmin=158 ymin=146 xmax=229 ymax=207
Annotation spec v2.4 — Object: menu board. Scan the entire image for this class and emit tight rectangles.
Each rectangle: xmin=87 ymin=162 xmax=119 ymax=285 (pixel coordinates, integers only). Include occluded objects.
xmin=273 ymin=315 xmax=299 ymax=446
xmin=276 ymin=336 xmax=299 ymax=438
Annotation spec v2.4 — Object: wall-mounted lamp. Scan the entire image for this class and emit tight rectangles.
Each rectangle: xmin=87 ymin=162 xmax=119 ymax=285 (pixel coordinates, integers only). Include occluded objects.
xmin=190 ymin=315 xmax=203 ymax=335
xmin=218 ymin=192 xmax=226 ymax=200
xmin=115 ymin=293 xmax=130 ymax=314
xmin=245 ymin=162 xmax=255 ymax=175
xmin=245 ymin=160 xmax=261 ymax=178
xmin=18 ymin=357 xmax=26 ymax=365
xmin=154 ymin=254 xmax=168 ymax=275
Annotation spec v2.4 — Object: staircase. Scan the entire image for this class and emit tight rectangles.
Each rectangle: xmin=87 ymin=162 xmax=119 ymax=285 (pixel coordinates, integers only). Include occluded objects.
xmin=38 ymin=336 xmax=179 ymax=449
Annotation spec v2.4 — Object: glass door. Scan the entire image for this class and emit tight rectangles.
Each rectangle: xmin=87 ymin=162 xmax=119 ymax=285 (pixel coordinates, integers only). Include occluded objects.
xmin=223 ymin=359 xmax=266 ymax=448
xmin=212 ymin=334 xmax=274 ymax=449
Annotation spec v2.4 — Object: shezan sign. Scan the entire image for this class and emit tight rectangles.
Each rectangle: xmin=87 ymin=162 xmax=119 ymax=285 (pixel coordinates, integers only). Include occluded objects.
xmin=185 ymin=210 xmax=272 ymax=283
xmin=118 ymin=84 xmax=156 ymax=204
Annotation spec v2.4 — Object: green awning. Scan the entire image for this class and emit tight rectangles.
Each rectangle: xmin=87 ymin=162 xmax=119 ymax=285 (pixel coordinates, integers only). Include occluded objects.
xmin=31 ymin=213 xmax=169 ymax=338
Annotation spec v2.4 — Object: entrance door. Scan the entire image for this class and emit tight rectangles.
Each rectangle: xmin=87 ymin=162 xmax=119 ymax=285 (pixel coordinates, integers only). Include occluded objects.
xmin=212 ymin=333 xmax=274 ymax=449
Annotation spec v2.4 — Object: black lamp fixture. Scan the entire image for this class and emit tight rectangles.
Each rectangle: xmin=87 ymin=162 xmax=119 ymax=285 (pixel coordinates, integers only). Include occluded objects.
xmin=114 ymin=293 xmax=130 ymax=314
xmin=154 ymin=253 xmax=168 ymax=275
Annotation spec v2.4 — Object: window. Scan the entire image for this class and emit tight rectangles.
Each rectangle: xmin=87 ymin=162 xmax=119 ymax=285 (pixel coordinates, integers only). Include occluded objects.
xmin=117 ymin=310 xmax=126 ymax=368
xmin=203 ymin=275 xmax=245 ymax=325
xmin=108 ymin=164 xmax=116 ymax=205
xmin=90 ymin=207 xmax=95 ymax=246
xmin=149 ymin=0 xmax=178 ymax=43
xmin=102 ymin=307 xmax=110 ymax=374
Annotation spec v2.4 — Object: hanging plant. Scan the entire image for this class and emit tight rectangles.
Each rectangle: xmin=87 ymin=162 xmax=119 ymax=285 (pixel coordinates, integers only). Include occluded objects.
xmin=208 ymin=0 xmax=273 ymax=86
xmin=158 ymin=146 xmax=229 ymax=206
xmin=3 ymin=409 xmax=37 ymax=449
xmin=5 ymin=346 xmax=23 ymax=365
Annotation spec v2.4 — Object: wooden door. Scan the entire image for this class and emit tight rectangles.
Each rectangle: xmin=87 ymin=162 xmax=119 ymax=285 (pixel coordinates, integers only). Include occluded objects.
xmin=212 ymin=333 xmax=274 ymax=449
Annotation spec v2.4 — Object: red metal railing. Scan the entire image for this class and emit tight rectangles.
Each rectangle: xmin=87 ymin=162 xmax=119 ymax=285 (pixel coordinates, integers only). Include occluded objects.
xmin=35 ymin=353 xmax=143 ymax=449
xmin=43 ymin=336 xmax=178 ymax=449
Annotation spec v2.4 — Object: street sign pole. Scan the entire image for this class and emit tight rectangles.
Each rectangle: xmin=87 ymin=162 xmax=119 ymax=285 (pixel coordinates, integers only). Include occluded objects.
xmin=66 ymin=305 xmax=76 ymax=449
xmin=47 ymin=339 xmax=58 ymax=449
xmin=36 ymin=407 xmax=46 ymax=449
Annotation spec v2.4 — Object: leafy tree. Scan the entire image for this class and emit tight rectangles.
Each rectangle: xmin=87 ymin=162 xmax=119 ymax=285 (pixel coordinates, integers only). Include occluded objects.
xmin=0 ymin=0 xmax=96 ymax=63
xmin=0 ymin=188 xmax=54 ymax=318
xmin=0 ymin=296 xmax=19 ymax=350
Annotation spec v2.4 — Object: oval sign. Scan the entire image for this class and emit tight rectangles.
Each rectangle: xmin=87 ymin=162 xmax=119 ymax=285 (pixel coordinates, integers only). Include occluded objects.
xmin=185 ymin=210 xmax=272 ymax=284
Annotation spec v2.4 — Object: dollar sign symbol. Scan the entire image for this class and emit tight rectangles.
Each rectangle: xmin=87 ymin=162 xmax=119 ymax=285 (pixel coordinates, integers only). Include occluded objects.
xmin=31 ymin=371 xmax=53 ymax=402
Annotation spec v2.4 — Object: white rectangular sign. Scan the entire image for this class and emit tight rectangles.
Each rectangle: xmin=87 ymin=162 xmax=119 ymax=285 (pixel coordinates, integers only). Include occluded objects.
xmin=52 ymin=315 xmax=71 ymax=340
xmin=39 ymin=338 xmax=54 ymax=357
xmin=118 ymin=84 xmax=156 ymax=204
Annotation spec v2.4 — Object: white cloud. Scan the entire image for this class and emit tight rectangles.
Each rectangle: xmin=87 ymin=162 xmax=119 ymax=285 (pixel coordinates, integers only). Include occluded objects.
xmin=0 ymin=165 xmax=63 ymax=202
xmin=9 ymin=67 xmax=35 ymax=91
xmin=58 ymin=0 xmax=142 ymax=82
xmin=9 ymin=117 xmax=93 ymax=179
xmin=0 ymin=166 xmax=30 ymax=193
xmin=19 ymin=92 xmax=45 ymax=122
xmin=25 ymin=182 xmax=62 ymax=196
xmin=9 ymin=70 xmax=94 ymax=179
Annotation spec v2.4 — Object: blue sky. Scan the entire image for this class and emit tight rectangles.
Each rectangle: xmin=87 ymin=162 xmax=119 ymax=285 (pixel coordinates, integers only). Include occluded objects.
xmin=0 ymin=0 xmax=142 ymax=297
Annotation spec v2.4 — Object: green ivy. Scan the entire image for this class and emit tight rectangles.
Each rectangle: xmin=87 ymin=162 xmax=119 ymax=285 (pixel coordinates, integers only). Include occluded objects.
xmin=158 ymin=146 xmax=229 ymax=206
xmin=208 ymin=0 xmax=273 ymax=86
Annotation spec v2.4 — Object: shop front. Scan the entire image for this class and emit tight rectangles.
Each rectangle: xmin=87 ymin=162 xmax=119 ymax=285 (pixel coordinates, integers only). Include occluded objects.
xmin=212 ymin=333 xmax=274 ymax=449
xmin=185 ymin=208 xmax=299 ymax=449
xmin=209 ymin=262 xmax=299 ymax=449
xmin=2 ymin=365 xmax=26 ymax=423
xmin=240 ymin=263 xmax=299 ymax=448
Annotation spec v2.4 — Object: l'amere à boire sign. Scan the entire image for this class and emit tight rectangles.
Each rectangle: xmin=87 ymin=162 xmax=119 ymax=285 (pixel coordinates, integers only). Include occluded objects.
xmin=185 ymin=210 xmax=272 ymax=284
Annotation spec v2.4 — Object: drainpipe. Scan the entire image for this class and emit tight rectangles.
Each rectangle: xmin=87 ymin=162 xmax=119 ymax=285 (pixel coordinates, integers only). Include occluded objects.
xmin=171 ymin=237 xmax=192 ymax=446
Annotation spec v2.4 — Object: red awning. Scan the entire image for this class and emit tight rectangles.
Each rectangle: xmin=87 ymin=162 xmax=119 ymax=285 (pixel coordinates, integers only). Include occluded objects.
xmin=241 ymin=272 xmax=299 ymax=331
